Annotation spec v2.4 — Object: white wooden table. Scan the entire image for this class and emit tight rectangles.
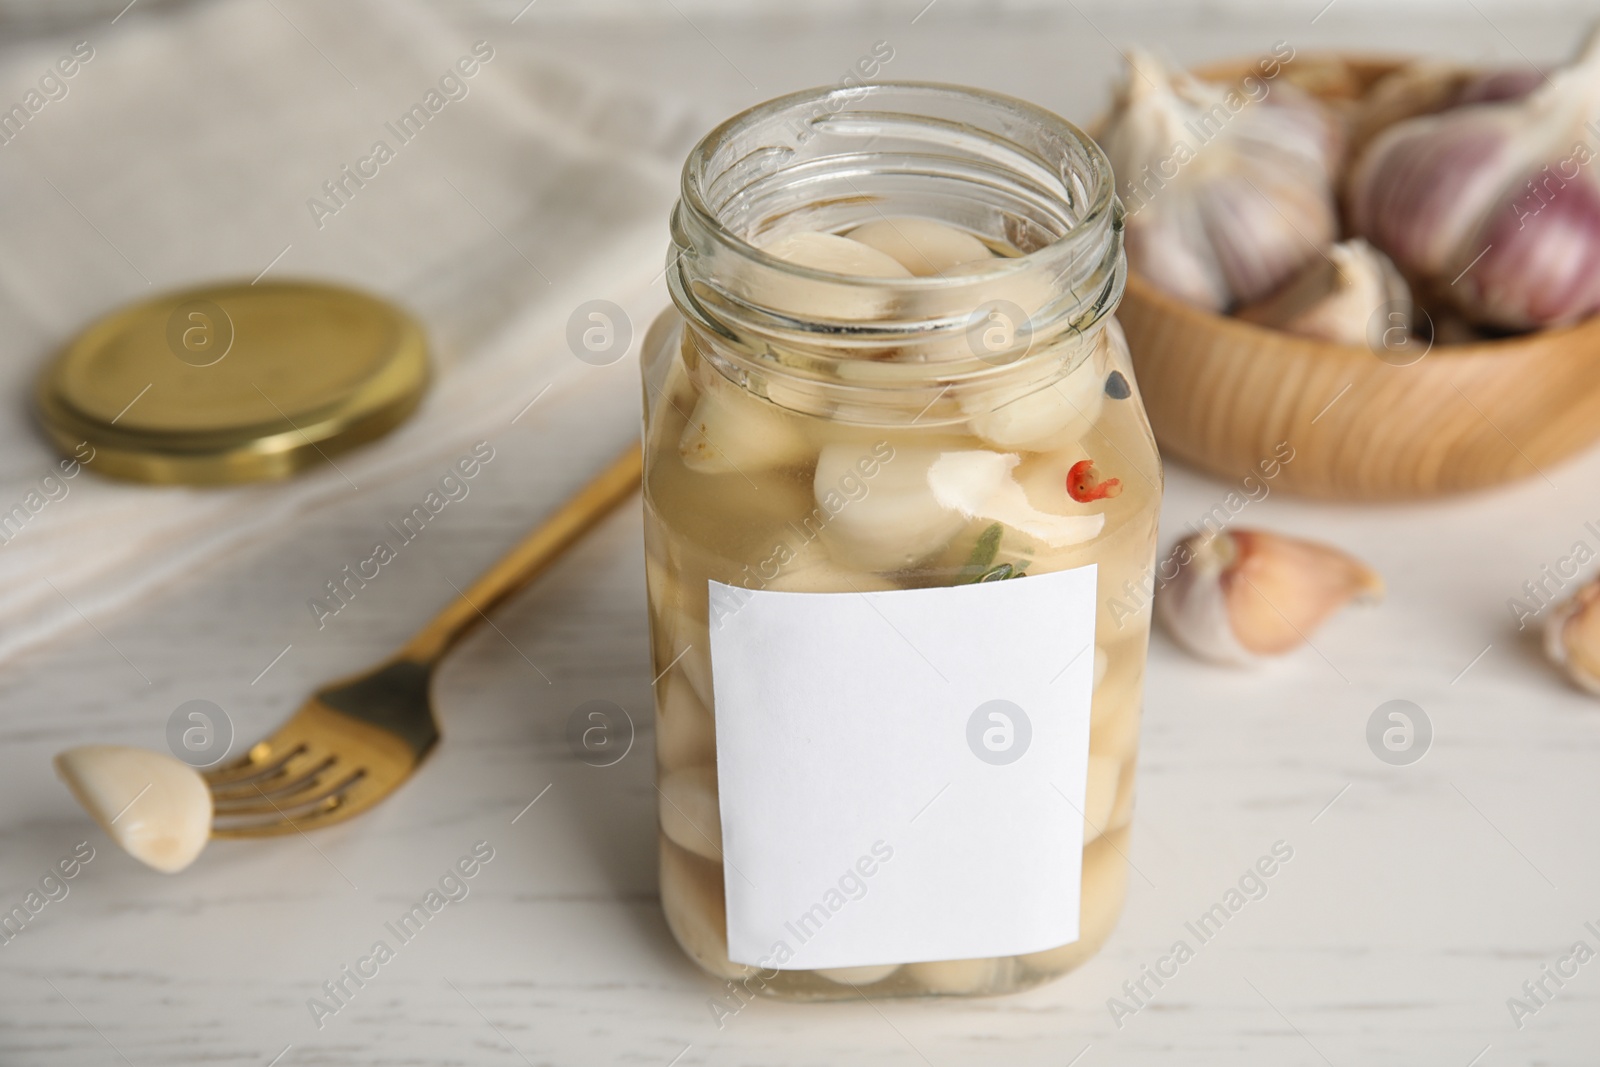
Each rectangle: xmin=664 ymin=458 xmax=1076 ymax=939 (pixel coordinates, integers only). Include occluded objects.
xmin=3 ymin=5 xmax=1598 ymax=1064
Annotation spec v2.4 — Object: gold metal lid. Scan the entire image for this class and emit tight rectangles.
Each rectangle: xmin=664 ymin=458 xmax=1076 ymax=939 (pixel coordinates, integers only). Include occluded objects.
xmin=36 ymin=280 xmax=430 ymax=486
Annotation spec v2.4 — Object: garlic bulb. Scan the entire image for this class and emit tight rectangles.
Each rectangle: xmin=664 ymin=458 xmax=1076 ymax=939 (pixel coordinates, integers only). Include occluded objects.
xmin=1157 ymin=529 xmax=1383 ymax=666
xmin=1543 ymin=575 xmax=1600 ymax=694
xmin=1347 ymin=61 xmax=1479 ymax=158
xmin=54 ymin=745 xmax=212 ymax=873
xmin=1349 ymin=61 xmax=1544 ymax=162
xmin=1236 ymin=238 xmax=1413 ymax=348
xmin=1347 ymin=33 xmax=1600 ymax=330
xmin=1097 ymin=49 xmax=1341 ymax=310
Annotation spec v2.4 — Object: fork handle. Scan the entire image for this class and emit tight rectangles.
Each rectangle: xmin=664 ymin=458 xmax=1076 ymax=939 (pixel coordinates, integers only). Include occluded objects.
xmin=398 ymin=443 xmax=644 ymax=664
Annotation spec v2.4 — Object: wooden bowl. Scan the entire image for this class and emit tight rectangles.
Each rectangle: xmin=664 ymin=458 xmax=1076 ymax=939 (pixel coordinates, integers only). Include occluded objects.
xmin=1115 ymin=54 xmax=1600 ymax=500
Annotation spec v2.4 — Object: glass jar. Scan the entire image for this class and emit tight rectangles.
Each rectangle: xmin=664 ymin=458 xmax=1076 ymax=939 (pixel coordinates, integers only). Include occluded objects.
xmin=640 ymin=82 xmax=1160 ymax=1000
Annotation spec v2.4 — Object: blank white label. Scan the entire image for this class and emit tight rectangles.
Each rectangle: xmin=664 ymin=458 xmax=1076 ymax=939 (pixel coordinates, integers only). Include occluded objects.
xmin=708 ymin=565 xmax=1097 ymax=971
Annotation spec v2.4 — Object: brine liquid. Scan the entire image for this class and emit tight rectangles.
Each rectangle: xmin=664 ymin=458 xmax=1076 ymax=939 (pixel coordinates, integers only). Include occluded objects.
xmin=642 ymin=301 xmax=1160 ymax=999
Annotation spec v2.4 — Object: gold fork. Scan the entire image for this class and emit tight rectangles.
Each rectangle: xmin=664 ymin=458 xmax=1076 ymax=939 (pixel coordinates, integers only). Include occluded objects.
xmin=206 ymin=444 xmax=643 ymax=837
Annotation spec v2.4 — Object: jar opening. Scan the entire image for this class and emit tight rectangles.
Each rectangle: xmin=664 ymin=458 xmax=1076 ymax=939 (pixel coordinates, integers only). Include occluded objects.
xmin=666 ymin=82 xmax=1125 ymax=424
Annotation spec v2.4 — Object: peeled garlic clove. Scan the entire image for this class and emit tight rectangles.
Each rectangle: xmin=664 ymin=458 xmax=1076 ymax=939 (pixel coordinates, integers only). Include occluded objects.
xmin=963 ymin=342 xmax=1106 ymax=452
xmin=814 ymin=963 xmax=901 ymax=986
xmin=903 ymin=956 xmax=1006 ymax=994
xmin=815 ymin=445 xmax=994 ymax=571
xmin=1083 ymin=753 xmax=1121 ymax=844
xmin=748 ymin=231 xmax=912 ymax=322
xmin=1017 ymin=827 xmax=1130 ymax=974
xmin=764 ymin=231 xmax=916 ymax=278
xmin=1543 ymin=576 xmax=1600 ymax=694
xmin=1099 ymin=49 xmax=1341 ymax=309
xmin=846 ymin=218 xmax=991 ymax=276
xmin=678 ymin=373 xmax=812 ymax=475
xmin=54 ymin=745 xmax=211 ymax=874
xmin=1236 ymin=238 xmax=1413 ymax=348
xmin=763 ymin=536 xmax=899 ymax=593
xmin=1157 ymin=529 xmax=1383 ymax=665
xmin=659 ymin=766 xmax=723 ymax=862
xmin=929 ymin=452 xmax=1104 ymax=549
xmin=656 ymin=672 xmax=717 ymax=773
xmin=660 ymin=837 xmax=754 ymax=980
xmin=1347 ymin=32 xmax=1600 ymax=329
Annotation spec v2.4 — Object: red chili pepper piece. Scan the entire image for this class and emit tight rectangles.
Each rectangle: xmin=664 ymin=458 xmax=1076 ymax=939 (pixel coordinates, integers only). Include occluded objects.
xmin=1066 ymin=459 xmax=1122 ymax=502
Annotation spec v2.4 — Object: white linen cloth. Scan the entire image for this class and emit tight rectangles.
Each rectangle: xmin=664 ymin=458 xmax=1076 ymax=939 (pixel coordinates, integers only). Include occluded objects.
xmin=0 ymin=0 xmax=706 ymax=664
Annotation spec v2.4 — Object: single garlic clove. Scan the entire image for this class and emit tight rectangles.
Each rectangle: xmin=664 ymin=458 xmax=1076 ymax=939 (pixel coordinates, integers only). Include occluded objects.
xmin=1156 ymin=529 xmax=1383 ymax=665
xmin=659 ymin=766 xmax=723 ymax=862
xmin=656 ymin=672 xmax=718 ymax=773
xmin=1543 ymin=576 xmax=1600 ymax=695
xmin=846 ymin=218 xmax=992 ymax=277
xmin=815 ymin=445 xmax=999 ymax=571
xmin=1099 ymin=49 xmax=1341 ymax=310
xmin=748 ymin=230 xmax=913 ymax=323
xmin=1236 ymin=238 xmax=1413 ymax=348
xmin=763 ymin=231 xmax=917 ymax=279
xmin=963 ymin=340 xmax=1106 ymax=452
xmin=1016 ymin=828 xmax=1130 ymax=974
xmin=660 ymin=837 xmax=754 ymax=980
xmin=678 ymin=373 xmax=813 ymax=475
xmin=762 ymin=535 xmax=899 ymax=594
xmin=1083 ymin=753 xmax=1121 ymax=844
xmin=929 ymin=452 xmax=1105 ymax=549
xmin=54 ymin=745 xmax=211 ymax=874
xmin=902 ymin=956 xmax=1006 ymax=994
xmin=813 ymin=963 xmax=901 ymax=986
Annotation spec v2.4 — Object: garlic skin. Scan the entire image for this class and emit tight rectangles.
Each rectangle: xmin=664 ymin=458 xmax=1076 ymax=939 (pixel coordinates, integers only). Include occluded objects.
xmin=54 ymin=745 xmax=212 ymax=874
xmin=1347 ymin=61 xmax=1481 ymax=159
xmin=1157 ymin=529 xmax=1383 ymax=665
xmin=1347 ymin=33 xmax=1600 ymax=330
xmin=1098 ymin=49 xmax=1341 ymax=310
xmin=1543 ymin=576 xmax=1600 ymax=695
xmin=1236 ymin=238 xmax=1413 ymax=349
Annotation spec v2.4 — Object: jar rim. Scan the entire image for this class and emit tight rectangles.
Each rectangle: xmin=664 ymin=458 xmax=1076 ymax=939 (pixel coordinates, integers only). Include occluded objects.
xmin=677 ymin=80 xmax=1119 ymax=290
xmin=665 ymin=80 xmax=1126 ymax=424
